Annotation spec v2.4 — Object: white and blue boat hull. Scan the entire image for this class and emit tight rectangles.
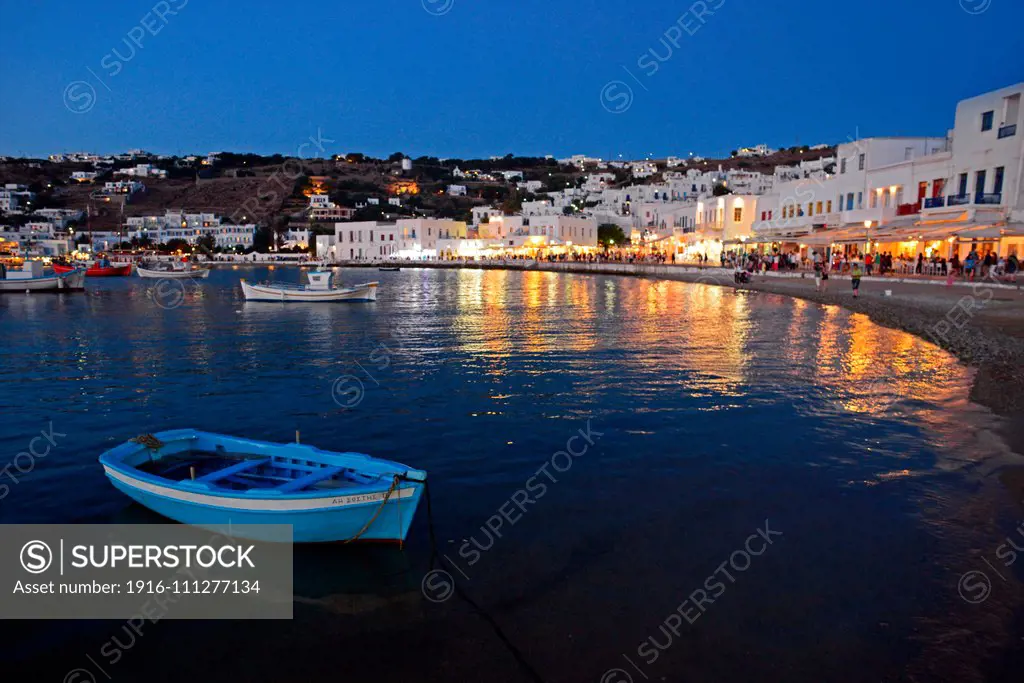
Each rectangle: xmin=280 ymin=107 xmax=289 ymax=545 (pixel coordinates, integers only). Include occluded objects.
xmin=99 ymin=430 xmax=426 ymax=543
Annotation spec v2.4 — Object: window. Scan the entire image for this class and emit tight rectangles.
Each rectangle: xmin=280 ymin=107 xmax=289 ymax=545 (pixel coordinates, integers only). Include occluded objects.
xmin=768 ymin=210 xmax=773 ymax=219
xmin=733 ymin=207 xmax=742 ymax=222
xmin=807 ymin=203 xmax=814 ymax=216
xmin=958 ymin=173 xmax=968 ymax=196
xmin=975 ymin=170 xmax=987 ymax=196
xmin=870 ymin=191 xmax=877 ymax=209
xmin=840 ymin=158 xmax=847 ymax=174
xmin=858 ymin=154 xmax=865 ymax=170
xmin=994 ymin=166 xmax=1005 ymax=195
xmin=981 ymin=110 xmax=994 ymax=131
xmin=816 ymin=201 xmax=823 ymax=214
xmin=847 ymin=193 xmax=854 ymax=211
xmin=933 ymin=178 xmax=945 ymax=197
xmin=760 ymin=211 xmax=766 ymax=221
xmin=826 ymin=200 xmax=832 ymax=213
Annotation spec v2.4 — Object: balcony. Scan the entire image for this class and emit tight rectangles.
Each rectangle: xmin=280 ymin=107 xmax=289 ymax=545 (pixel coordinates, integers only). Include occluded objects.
xmin=975 ymin=192 xmax=1003 ymax=205
xmin=895 ymin=202 xmax=921 ymax=216
xmin=947 ymin=194 xmax=970 ymax=206
xmin=998 ymin=124 xmax=1017 ymax=139
xmin=923 ymin=197 xmax=945 ymax=209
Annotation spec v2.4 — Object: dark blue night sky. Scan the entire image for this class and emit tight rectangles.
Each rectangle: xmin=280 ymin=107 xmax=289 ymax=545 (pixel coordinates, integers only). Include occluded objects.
xmin=1 ymin=0 xmax=1021 ymax=159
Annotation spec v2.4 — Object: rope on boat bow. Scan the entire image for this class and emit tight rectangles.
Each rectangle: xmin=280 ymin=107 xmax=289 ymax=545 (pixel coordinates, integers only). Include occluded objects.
xmin=342 ymin=474 xmax=402 ymax=544
xmin=130 ymin=434 xmax=165 ymax=450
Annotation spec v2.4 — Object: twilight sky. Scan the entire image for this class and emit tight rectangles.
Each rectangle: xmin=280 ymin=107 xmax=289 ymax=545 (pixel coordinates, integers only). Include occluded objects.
xmin=0 ymin=0 xmax=1021 ymax=160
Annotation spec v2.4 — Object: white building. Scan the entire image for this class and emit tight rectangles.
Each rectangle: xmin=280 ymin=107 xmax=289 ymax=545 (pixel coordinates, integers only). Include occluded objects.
xmin=31 ymin=208 xmax=85 ymax=228
xmin=71 ymin=171 xmax=100 ymax=183
xmin=736 ymin=144 xmax=775 ymax=158
xmin=0 ymin=223 xmax=72 ymax=257
xmin=584 ymin=173 xmax=617 ymax=192
xmin=558 ymin=154 xmax=603 ymax=170
xmin=630 ymin=161 xmax=658 ymax=178
xmin=115 ymin=164 xmax=167 ymax=179
xmin=307 ymin=193 xmax=354 ymax=222
xmin=125 ymin=210 xmax=255 ymax=249
xmin=100 ymin=180 xmax=145 ymax=196
xmin=447 ymin=185 xmax=467 ymax=197
xmin=330 ymin=221 xmax=400 ymax=261
xmin=329 ymin=218 xmax=468 ymax=261
xmin=0 ymin=190 xmax=20 ymax=212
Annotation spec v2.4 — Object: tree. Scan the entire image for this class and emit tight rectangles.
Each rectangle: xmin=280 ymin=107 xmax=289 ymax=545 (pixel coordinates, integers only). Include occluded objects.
xmin=388 ymin=152 xmax=405 ymax=162
xmin=165 ymin=238 xmax=190 ymax=253
xmin=598 ymin=224 xmax=626 ymax=247
xmin=252 ymin=226 xmax=273 ymax=252
xmin=197 ymin=233 xmax=216 ymax=253
xmin=500 ymin=189 xmax=523 ymax=215
xmin=712 ymin=183 xmax=732 ymax=196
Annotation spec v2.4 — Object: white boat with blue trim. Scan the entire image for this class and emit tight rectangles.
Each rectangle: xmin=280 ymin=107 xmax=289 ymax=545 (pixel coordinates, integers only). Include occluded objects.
xmin=99 ymin=429 xmax=427 ymax=543
xmin=240 ymin=269 xmax=377 ymax=302
xmin=0 ymin=261 xmax=86 ymax=292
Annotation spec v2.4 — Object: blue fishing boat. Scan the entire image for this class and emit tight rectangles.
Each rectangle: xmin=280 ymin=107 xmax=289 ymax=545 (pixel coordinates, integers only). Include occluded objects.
xmin=99 ymin=429 xmax=427 ymax=543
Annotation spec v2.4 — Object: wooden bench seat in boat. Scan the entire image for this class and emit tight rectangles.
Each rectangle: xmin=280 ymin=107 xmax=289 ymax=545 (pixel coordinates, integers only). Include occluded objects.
xmin=275 ymin=466 xmax=346 ymax=493
xmin=195 ymin=458 xmax=271 ymax=484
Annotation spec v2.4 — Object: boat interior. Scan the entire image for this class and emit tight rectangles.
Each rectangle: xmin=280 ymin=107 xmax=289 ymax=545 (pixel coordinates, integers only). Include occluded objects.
xmin=136 ymin=449 xmax=385 ymax=493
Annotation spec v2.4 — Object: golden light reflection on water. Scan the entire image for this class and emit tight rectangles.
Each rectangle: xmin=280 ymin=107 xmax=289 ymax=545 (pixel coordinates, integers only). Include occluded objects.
xmin=443 ymin=272 xmax=974 ymax=433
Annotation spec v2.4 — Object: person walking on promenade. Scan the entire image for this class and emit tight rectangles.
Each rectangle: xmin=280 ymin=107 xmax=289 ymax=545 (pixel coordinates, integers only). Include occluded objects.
xmin=965 ymin=247 xmax=978 ymax=281
xmin=851 ymin=262 xmax=863 ymax=298
xmin=821 ymin=260 xmax=830 ymax=292
xmin=915 ymin=253 xmax=924 ymax=274
xmin=865 ymin=252 xmax=874 ymax=276
xmin=1008 ymin=253 xmax=1019 ymax=283
xmin=814 ymin=259 xmax=823 ymax=291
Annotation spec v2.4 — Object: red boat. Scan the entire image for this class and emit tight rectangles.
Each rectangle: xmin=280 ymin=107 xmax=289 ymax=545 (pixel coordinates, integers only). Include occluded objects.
xmin=52 ymin=260 xmax=132 ymax=277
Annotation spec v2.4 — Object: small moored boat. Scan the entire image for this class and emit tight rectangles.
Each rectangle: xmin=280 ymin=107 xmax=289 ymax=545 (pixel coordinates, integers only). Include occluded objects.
xmin=378 ymin=266 xmax=401 ymax=272
xmin=136 ymin=262 xmax=211 ymax=279
xmin=99 ymin=429 xmax=427 ymax=543
xmin=240 ymin=269 xmax=377 ymax=302
xmin=0 ymin=261 xmax=86 ymax=293
xmin=53 ymin=258 xmax=131 ymax=277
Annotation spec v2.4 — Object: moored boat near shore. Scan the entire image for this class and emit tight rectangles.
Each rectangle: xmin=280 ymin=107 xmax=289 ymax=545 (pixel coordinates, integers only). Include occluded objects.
xmin=240 ymin=269 xmax=377 ymax=302
xmin=0 ymin=261 xmax=86 ymax=292
xmin=53 ymin=259 xmax=132 ymax=277
xmin=136 ymin=263 xmax=211 ymax=279
xmin=99 ymin=429 xmax=427 ymax=543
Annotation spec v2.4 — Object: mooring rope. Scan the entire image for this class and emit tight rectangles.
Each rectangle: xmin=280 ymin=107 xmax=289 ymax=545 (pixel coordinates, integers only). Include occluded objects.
xmin=343 ymin=474 xmax=402 ymax=544
xmin=422 ymin=479 xmax=547 ymax=683
xmin=130 ymin=434 xmax=165 ymax=450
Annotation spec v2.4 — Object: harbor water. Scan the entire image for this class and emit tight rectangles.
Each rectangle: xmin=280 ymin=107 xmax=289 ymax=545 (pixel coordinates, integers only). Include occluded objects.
xmin=0 ymin=266 xmax=1021 ymax=682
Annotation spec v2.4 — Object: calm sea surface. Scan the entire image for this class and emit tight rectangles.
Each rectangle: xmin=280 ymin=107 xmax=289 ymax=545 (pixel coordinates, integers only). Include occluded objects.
xmin=1 ymin=266 xmax=1022 ymax=682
